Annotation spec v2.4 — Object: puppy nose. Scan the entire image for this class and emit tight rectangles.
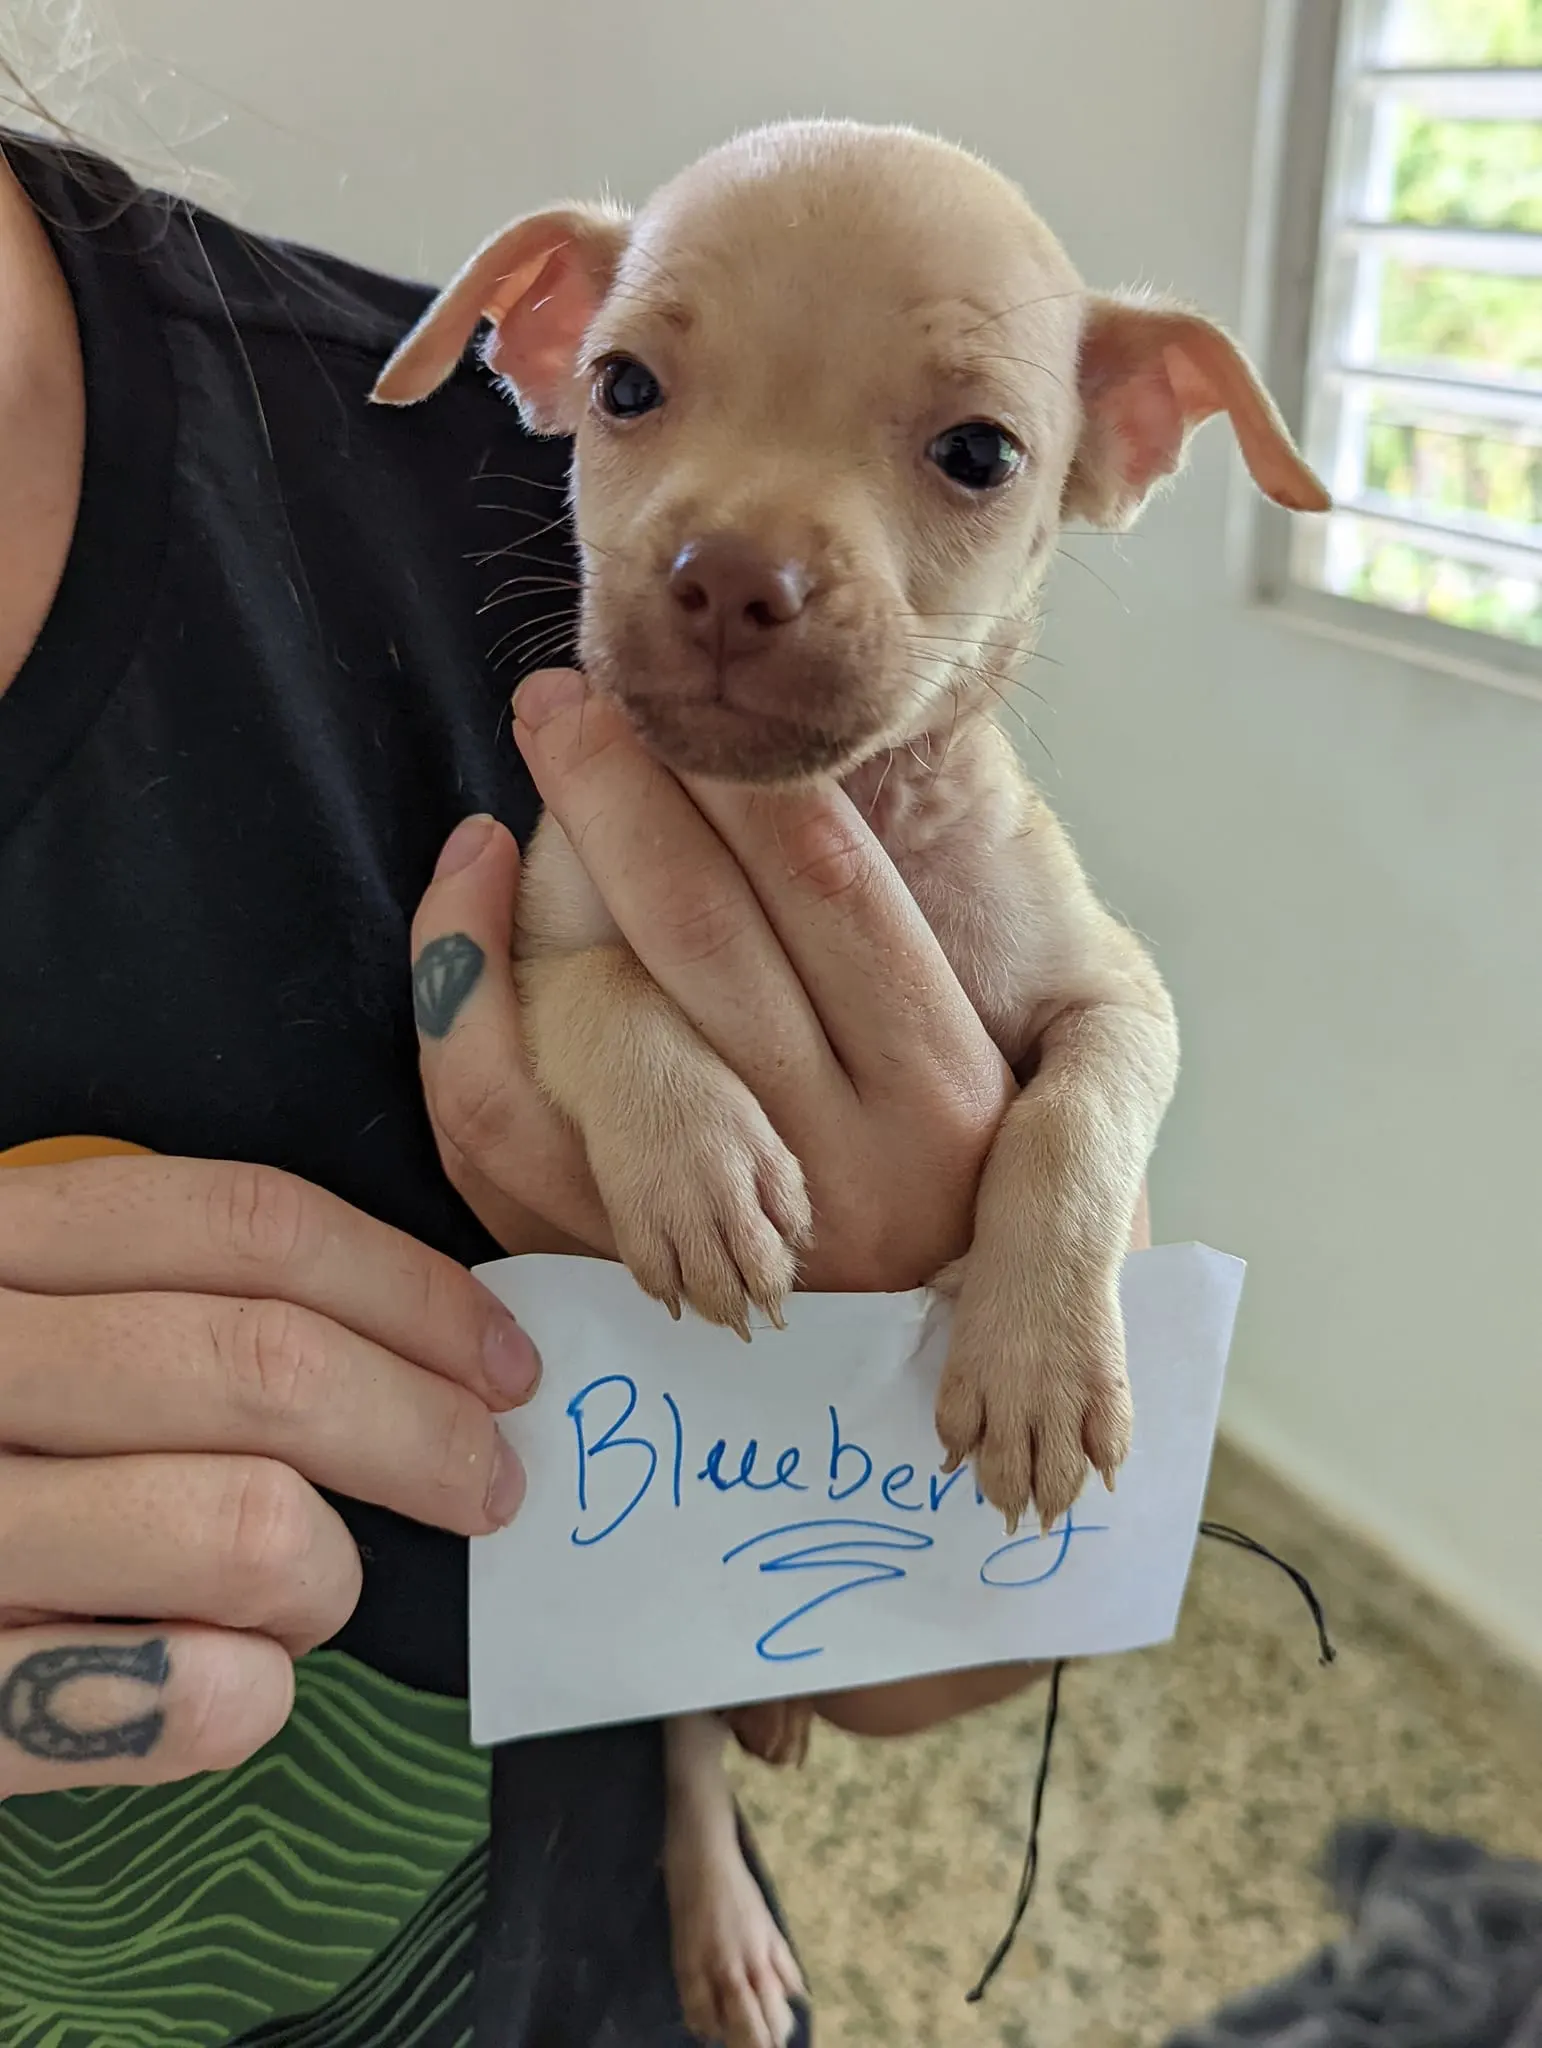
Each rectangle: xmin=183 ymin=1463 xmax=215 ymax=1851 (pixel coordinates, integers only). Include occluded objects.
xmin=668 ymin=534 xmax=811 ymax=658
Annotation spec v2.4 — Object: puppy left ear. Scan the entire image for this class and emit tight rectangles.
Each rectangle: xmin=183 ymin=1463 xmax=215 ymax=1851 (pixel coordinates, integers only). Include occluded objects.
xmin=1064 ymin=292 xmax=1331 ymax=528
xmin=372 ymin=202 xmax=630 ymax=431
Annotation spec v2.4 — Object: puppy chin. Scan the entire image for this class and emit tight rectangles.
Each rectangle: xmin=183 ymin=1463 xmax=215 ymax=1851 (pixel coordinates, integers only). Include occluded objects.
xmin=582 ymin=626 xmax=882 ymax=786
xmin=618 ymin=694 xmax=862 ymax=786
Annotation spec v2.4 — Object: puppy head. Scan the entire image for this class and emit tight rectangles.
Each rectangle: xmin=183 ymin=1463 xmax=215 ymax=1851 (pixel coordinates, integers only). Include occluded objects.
xmin=377 ymin=121 xmax=1327 ymax=786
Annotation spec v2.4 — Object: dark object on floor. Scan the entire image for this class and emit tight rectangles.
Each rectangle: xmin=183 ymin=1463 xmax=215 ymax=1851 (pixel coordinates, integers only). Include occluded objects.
xmin=1166 ymin=1821 xmax=1542 ymax=2047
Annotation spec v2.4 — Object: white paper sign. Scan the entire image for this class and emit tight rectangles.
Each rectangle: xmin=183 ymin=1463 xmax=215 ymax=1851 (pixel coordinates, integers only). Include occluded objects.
xmin=469 ymin=1244 xmax=1242 ymax=1746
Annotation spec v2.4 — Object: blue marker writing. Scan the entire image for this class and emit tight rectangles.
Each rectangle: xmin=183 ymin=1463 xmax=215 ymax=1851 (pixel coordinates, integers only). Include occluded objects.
xmin=827 ymin=1407 xmax=873 ymax=1501
xmin=978 ymin=1505 xmax=1108 ymax=1587
xmin=697 ymin=1438 xmax=808 ymax=1495
xmin=723 ymin=1518 xmax=934 ymax=1662
xmin=566 ymin=1374 xmax=656 ymax=1546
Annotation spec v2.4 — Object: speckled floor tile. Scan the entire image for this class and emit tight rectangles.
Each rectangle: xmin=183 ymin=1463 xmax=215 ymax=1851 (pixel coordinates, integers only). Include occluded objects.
xmin=728 ymin=1442 xmax=1542 ymax=2047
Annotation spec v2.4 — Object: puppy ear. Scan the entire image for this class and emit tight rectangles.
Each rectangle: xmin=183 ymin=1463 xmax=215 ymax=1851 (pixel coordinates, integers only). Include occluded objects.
xmin=1063 ymin=292 xmax=1330 ymax=529
xmin=372 ymin=203 xmax=630 ymax=430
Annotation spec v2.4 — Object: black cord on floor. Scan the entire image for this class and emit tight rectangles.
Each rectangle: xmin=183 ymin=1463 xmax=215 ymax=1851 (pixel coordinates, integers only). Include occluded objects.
xmin=1197 ymin=1520 xmax=1337 ymax=1667
xmin=965 ymin=1657 xmax=1065 ymax=2003
xmin=966 ymin=1518 xmax=1336 ymax=2002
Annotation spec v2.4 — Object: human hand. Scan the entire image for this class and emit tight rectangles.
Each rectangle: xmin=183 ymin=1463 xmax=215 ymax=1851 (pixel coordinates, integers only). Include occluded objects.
xmin=413 ymin=667 xmax=1016 ymax=1291
xmin=0 ymin=1153 xmax=539 ymax=1796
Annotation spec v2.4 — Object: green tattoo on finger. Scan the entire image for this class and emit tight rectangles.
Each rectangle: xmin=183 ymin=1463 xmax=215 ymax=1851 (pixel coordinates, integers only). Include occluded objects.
xmin=413 ymin=933 xmax=486 ymax=1038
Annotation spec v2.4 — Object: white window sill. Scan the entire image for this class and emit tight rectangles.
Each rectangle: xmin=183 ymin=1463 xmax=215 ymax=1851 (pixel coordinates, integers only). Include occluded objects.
xmin=1252 ymin=584 xmax=1542 ymax=707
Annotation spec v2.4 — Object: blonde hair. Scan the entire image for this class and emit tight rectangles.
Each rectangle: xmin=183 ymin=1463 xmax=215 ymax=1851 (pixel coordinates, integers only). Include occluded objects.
xmin=1 ymin=0 xmax=100 ymax=144
xmin=2 ymin=0 xmax=221 ymax=199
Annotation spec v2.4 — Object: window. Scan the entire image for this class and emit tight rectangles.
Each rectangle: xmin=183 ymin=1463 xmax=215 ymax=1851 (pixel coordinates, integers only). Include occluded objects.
xmin=1269 ymin=0 xmax=1542 ymax=678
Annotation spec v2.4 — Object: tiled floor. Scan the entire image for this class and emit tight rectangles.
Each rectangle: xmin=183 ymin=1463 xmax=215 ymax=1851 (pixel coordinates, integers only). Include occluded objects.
xmin=729 ymin=1443 xmax=1542 ymax=2047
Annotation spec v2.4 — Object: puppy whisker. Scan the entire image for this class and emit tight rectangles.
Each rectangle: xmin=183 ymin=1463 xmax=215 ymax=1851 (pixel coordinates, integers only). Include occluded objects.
xmin=500 ymin=638 xmax=579 ymax=680
xmin=968 ymin=680 xmax=1055 ymax=771
xmin=904 ymin=636 xmax=1055 ymax=706
xmin=471 ymin=468 xmax=569 ymax=494
xmin=502 ymin=612 xmax=580 ymax=661
xmin=480 ymin=576 xmax=581 ymax=614
xmin=474 ymin=504 xmax=575 ymax=552
xmin=964 ymin=349 xmax=1070 ymax=395
xmin=910 ymin=608 xmax=1040 ymax=629
xmin=956 ymin=285 xmax=1086 ymax=338
xmin=610 ymin=244 xmax=688 ymax=294
xmin=1053 ymin=548 xmax=1126 ymax=605
xmin=491 ymin=607 xmax=580 ymax=669
xmin=472 ymin=547 xmax=570 ymax=575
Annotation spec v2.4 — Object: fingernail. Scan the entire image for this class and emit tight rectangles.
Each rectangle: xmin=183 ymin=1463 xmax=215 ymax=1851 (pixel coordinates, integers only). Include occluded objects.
xmin=485 ymin=1437 xmax=527 ymax=1525
xmin=434 ymin=813 xmax=496 ymax=881
xmin=484 ymin=1312 xmax=541 ymax=1407
xmin=512 ymin=668 xmax=585 ymax=731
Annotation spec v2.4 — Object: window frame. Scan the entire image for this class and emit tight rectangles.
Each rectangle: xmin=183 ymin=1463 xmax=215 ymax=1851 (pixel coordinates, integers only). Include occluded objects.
xmin=1246 ymin=0 xmax=1542 ymax=704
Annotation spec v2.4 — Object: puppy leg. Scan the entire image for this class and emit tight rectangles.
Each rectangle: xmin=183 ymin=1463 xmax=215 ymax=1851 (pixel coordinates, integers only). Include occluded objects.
xmin=517 ymin=946 xmax=812 ymax=1334
xmin=934 ymin=983 xmax=1178 ymax=1531
xmin=665 ymin=1711 xmax=806 ymax=2048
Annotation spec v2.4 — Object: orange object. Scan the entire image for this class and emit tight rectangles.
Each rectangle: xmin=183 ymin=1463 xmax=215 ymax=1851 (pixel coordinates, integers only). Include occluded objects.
xmin=0 ymin=1135 xmax=154 ymax=1168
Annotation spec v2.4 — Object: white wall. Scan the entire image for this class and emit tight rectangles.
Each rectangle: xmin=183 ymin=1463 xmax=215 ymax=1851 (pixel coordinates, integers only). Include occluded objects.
xmin=76 ymin=0 xmax=1542 ymax=1664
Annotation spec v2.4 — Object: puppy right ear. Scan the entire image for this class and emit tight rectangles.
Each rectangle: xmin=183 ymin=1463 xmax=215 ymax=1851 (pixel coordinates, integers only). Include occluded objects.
xmin=1064 ymin=291 xmax=1329 ymax=528
xmin=371 ymin=203 xmax=630 ymax=431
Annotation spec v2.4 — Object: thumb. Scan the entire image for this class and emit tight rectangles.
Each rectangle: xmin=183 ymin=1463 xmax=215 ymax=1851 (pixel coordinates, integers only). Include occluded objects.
xmin=411 ymin=815 xmax=609 ymax=1251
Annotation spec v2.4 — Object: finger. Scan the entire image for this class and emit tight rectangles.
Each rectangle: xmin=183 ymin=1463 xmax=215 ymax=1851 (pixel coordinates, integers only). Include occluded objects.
xmin=772 ymin=1931 xmax=807 ymax=2001
xmin=0 ymin=1449 xmax=362 ymax=1654
xmin=0 ymin=1287 xmax=527 ymax=1539
xmin=512 ymin=671 xmax=840 ymax=1097
xmin=411 ymin=811 xmax=611 ymax=1251
xmin=686 ymin=776 xmax=996 ymax=1097
xmin=748 ymin=1956 xmax=798 ymax=2046
xmin=723 ymin=1970 xmax=779 ymax=2048
xmin=434 ymin=1124 xmax=613 ymax=1261
xmin=0 ymin=1154 xmax=539 ymax=1414
xmin=0 ymin=1622 xmax=294 ymax=1797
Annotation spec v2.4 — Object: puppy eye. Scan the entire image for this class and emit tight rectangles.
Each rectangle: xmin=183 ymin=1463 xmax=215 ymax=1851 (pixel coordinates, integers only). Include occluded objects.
xmin=596 ymin=356 xmax=664 ymax=420
xmin=928 ymin=421 xmax=1023 ymax=491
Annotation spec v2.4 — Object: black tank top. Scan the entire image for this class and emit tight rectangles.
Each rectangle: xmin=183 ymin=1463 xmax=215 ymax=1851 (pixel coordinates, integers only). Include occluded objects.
xmin=0 ymin=135 xmax=802 ymax=2048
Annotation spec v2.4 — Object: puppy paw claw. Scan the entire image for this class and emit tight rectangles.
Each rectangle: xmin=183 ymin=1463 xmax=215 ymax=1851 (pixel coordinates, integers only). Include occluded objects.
xmin=934 ymin=1269 xmax=1132 ymax=1533
xmin=584 ymin=1079 xmax=809 ymax=1342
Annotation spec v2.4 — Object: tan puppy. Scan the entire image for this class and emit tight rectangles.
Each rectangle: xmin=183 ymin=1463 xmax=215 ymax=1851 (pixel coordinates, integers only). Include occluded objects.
xmin=377 ymin=120 xmax=1326 ymax=2048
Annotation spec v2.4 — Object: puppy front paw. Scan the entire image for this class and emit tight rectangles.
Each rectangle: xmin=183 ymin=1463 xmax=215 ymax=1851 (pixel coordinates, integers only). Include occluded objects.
xmin=933 ymin=1259 xmax=1131 ymax=1532
xmin=584 ymin=1075 xmax=812 ymax=1339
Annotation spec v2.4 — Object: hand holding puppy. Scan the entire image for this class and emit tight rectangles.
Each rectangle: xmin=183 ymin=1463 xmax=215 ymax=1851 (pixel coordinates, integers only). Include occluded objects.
xmin=412 ymin=667 xmax=1014 ymax=1298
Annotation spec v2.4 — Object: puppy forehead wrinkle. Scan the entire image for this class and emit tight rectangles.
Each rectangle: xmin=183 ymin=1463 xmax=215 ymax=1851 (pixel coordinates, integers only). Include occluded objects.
xmin=904 ymin=291 xmax=1013 ymax=329
xmin=925 ymin=341 xmax=1074 ymax=411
